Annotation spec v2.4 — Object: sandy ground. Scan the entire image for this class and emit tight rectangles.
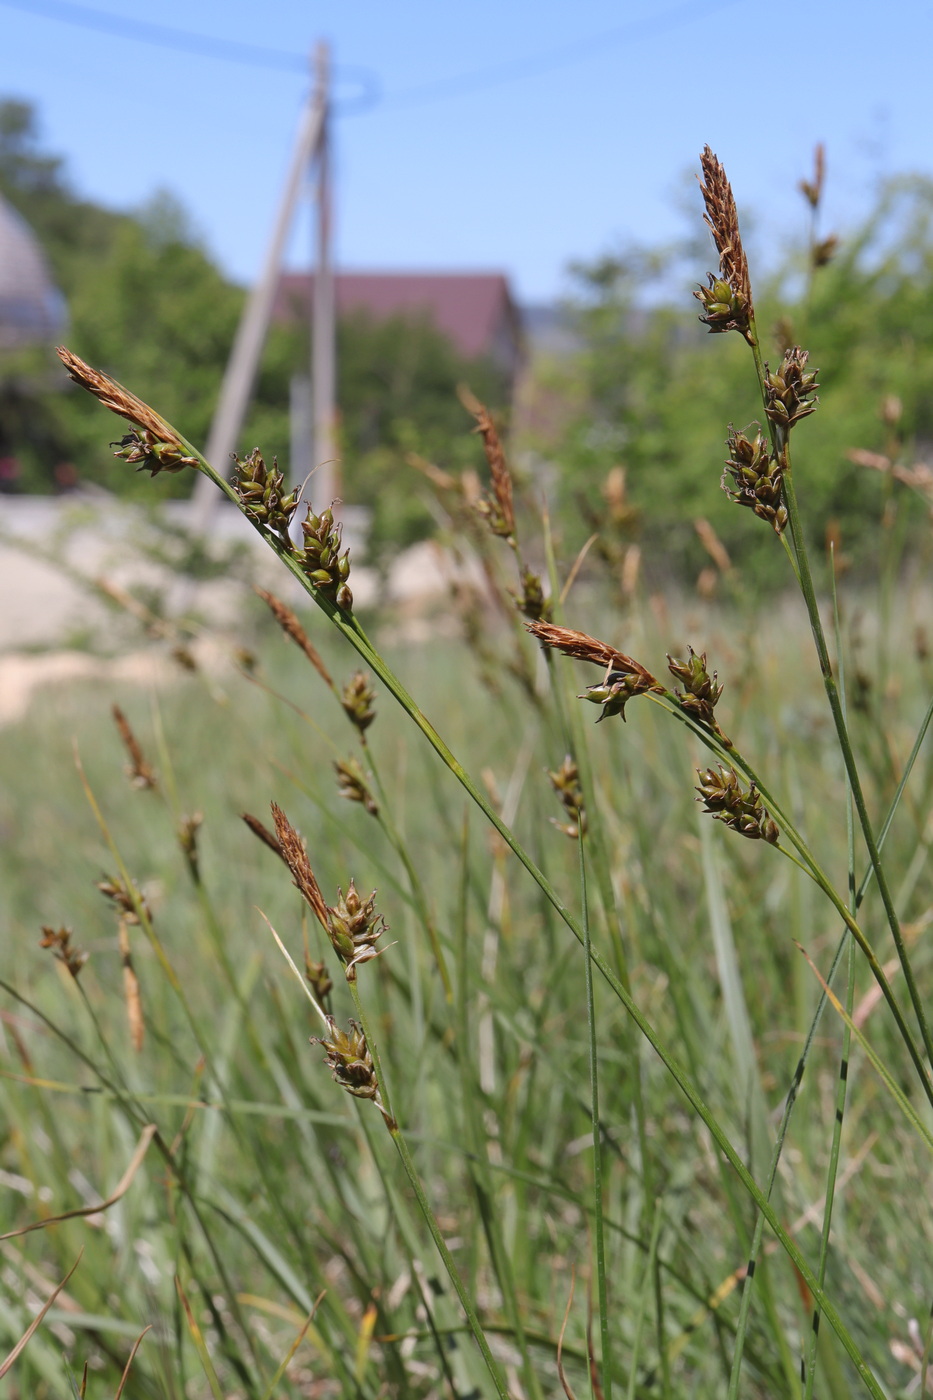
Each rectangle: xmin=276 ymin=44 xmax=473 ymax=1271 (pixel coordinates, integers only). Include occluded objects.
xmin=0 ymin=494 xmax=483 ymax=726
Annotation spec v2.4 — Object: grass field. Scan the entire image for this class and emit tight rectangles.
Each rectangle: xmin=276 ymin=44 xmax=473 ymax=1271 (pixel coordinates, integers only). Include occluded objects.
xmin=4 ymin=147 xmax=933 ymax=1400
xmin=2 ymin=564 xmax=933 ymax=1398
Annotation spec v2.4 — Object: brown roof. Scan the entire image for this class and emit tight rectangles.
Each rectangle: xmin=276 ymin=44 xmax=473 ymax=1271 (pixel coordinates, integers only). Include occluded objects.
xmin=274 ymin=271 xmax=522 ymax=364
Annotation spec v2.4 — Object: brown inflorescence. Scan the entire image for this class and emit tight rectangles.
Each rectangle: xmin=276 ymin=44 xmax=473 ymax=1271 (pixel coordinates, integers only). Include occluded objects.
xmin=177 ymin=813 xmax=203 ymax=884
xmin=695 ymin=147 xmax=754 ymax=341
xmin=39 ymin=926 xmax=88 ymax=978
xmin=255 ymin=587 xmax=334 ymax=688
xmin=526 ymin=620 xmax=661 ymax=721
xmin=111 ymin=704 xmax=158 ymax=790
xmin=324 ymin=881 xmax=387 ymax=978
xmin=270 ymin=802 xmax=329 ymax=928
xmin=311 ymin=1017 xmax=395 ymax=1127
xmin=57 ymin=348 xmax=198 ymax=475
xmin=241 ymin=810 xmax=287 ymax=862
xmin=763 ymin=347 xmax=820 ymax=436
xmin=460 ymin=386 xmax=515 ymax=539
xmin=334 ymin=757 xmax=379 ymax=817
xmin=546 ymin=756 xmax=587 ymax=839
xmin=97 ymin=874 xmax=151 ymax=925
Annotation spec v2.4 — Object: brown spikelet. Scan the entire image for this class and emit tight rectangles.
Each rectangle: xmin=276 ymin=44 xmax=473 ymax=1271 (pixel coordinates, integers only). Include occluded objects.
xmin=111 ymin=705 xmax=158 ymax=790
xmin=57 ymin=347 xmax=182 ymax=445
xmin=525 ymin=620 xmax=660 ymax=687
xmin=459 ymin=385 xmax=515 ymax=537
xmin=39 ymin=926 xmax=88 ymax=978
xmin=270 ymin=802 xmax=329 ymax=928
xmin=241 ymin=811 xmax=288 ymax=862
xmin=697 ymin=147 xmax=753 ymax=318
xmin=255 ymin=587 xmax=334 ymax=688
xmin=799 ymin=142 xmax=825 ymax=209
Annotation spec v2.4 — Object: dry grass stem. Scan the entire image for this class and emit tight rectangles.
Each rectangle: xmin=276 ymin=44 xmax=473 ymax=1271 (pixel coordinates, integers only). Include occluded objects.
xmin=111 ymin=704 xmax=158 ymax=790
xmin=406 ymin=452 xmax=459 ymax=492
xmin=694 ymin=518 xmax=733 ymax=574
xmin=118 ymin=918 xmax=144 ymax=1052
xmin=270 ymin=802 xmax=329 ymax=928
xmin=255 ymin=587 xmax=334 ymax=688
xmin=697 ymin=146 xmax=753 ymax=316
xmin=848 ymin=448 xmax=933 ymax=500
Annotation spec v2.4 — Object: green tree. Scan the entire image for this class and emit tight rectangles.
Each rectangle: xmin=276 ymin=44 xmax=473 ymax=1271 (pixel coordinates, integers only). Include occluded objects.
xmin=336 ymin=309 xmax=508 ymax=555
xmin=547 ymin=179 xmax=933 ymax=583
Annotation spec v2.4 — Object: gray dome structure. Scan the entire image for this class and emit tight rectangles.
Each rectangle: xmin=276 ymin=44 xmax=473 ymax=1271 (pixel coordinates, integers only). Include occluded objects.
xmin=0 ymin=192 xmax=66 ymax=350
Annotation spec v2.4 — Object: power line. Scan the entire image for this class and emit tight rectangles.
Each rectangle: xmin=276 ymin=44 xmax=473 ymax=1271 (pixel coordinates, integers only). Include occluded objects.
xmin=2 ymin=0 xmax=739 ymax=114
xmin=385 ymin=0 xmax=741 ymax=107
xmin=0 ymin=0 xmax=311 ymax=69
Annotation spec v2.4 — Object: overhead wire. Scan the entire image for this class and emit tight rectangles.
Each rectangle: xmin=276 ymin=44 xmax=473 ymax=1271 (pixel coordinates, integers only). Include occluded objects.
xmin=1 ymin=0 xmax=741 ymax=114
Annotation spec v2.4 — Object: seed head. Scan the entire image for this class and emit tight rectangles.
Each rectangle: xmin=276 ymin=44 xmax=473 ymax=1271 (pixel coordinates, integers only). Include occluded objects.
xmin=325 ymin=881 xmax=388 ymax=979
xmin=311 ymin=1017 xmax=395 ymax=1127
xmin=667 ymin=648 xmax=725 ymax=731
xmin=722 ymin=425 xmax=788 ymax=534
xmin=39 ymin=926 xmax=88 ymax=978
xmin=178 ymin=812 xmax=203 ymax=884
xmin=334 ymin=757 xmax=379 ymax=817
xmin=110 ymin=429 xmax=198 ymax=476
xmin=300 ymin=504 xmax=353 ymax=609
xmin=763 ymin=348 xmax=820 ymax=436
xmin=241 ymin=810 xmax=287 ymax=863
xmin=580 ymin=669 xmax=655 ymax=722
xmin=56 ymin=347 xmax=198 ymax=474
xmin=111 ymin=704 xmax=158 ymax=790
xmin=512 ymin=566 xmax=551 ymax=622
xmin=340 ymin=672 xmax=377 ymax=734
xmin=696 ymin=766 xmax=779 ymax=844
xmin=233 ymin=450 xmax=300 ymax=545
xmin=546 ymin=756 xmax=587 ymax=839
xmin=97 ymin=874 xmax=150 ymax=925
xmin=695 ymin=147 xmax=754 ymax=341
xmin=460 ymin=386 xmax=515 ymax=539
xmin=255 ymin=587 xmax=334 ymax=687
xmin=270 ymin=802 xmax=329 ymax=928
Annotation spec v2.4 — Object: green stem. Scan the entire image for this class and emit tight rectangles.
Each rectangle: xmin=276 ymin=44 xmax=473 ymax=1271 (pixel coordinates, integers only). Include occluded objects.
xmin=346 ymin=980 xmax=510 ymax=1399
xmin=580 ymin=833 xmax=612 ymax=1400
xmin=748 ymin=325 xmax=933 ymax=1072
xmin=646 ymin=695 xmax=933 ymax=1108
xmin=113 ymin=423 xmax=887 ymax=1395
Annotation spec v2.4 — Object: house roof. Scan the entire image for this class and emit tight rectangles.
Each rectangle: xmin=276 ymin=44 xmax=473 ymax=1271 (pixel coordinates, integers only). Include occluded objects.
xmin=0 ymin=193 xmax=66 ymax=350
xmin=274 ymin=271 xmax=522 ymax=363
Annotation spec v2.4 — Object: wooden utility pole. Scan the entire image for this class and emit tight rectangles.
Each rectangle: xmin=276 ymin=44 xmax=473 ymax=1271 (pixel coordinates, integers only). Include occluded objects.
xmin=190 ymin=44 xmax=334 ymax=528
xmin=311 ymin=40 xmax=338 ymax=513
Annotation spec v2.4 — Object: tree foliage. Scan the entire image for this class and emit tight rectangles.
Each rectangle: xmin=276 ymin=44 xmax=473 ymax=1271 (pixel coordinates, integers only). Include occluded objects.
xmin=0 ymin=98 xmax=505 ymax=536
xmin=544 ymin=178 xmax=933 ymax=583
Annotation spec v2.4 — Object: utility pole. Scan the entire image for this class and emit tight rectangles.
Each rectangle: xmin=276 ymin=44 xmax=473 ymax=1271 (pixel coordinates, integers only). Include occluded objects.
xmin=190 ymin=44 xmax=334 ymax=529
xmin=311 ymin=40 xmax=338 ymax=513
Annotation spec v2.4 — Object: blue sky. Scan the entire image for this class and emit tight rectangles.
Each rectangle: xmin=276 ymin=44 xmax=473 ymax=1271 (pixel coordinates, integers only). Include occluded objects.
xmin=2 ymin=0 xmax=932 ymax=302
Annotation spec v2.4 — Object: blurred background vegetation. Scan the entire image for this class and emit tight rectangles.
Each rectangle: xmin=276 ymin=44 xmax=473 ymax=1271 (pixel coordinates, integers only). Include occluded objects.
xmin=4 ymin=95 xmax=933 ymax=579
